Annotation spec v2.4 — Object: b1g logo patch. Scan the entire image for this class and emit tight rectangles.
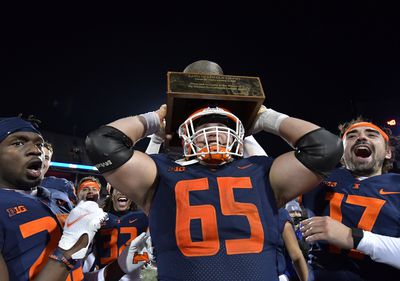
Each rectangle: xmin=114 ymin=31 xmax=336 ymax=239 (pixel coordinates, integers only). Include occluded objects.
xmin=168 ymin=166 xmax=186 ymax=172
xmin=6 ymin=205 xmax=28 ymax=217
xmin=323 ymin=181 xmax=337 ymax=187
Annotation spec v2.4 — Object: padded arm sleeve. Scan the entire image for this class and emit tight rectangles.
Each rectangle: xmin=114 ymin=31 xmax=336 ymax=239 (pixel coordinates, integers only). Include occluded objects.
xmin=85 ymin=126 xmax=135 ymax=173
xmin=294 ymin=128 xmax=343 ymax=178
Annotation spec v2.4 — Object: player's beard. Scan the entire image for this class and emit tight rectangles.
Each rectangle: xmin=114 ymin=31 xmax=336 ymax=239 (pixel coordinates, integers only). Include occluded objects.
xmin=345 ymin=153 xmax=382 ymax=177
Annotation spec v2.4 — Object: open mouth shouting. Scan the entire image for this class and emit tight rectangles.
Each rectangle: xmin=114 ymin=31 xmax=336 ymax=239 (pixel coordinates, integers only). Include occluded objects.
xmin=85 ymin=193 xmax=99 ymax=202
xmin=26 ymin=158 xmax=43 ymax=179
xmin=353 ymin=144 xmax=372 ymax=159
xmin=116 ymin=196 xmax=129 ymax=208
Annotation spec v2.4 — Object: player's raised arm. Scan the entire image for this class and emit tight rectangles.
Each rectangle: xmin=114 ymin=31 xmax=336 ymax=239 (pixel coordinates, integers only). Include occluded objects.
xmin=85 ymin=105 xmax=167 ymax=213
xmin=250 ymin=108 xmax=343 ymax=207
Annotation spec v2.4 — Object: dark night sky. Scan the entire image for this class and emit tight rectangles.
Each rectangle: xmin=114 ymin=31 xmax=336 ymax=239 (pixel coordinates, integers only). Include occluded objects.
xmin=1 ymin=2 xmax=400 ymax=158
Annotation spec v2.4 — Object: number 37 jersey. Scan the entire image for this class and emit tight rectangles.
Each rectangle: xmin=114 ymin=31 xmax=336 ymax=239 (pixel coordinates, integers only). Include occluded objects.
xmin=149 ymin=154 xmax=280 ymax=281
xmin=94 ymin=210 xmax=148 ymax=268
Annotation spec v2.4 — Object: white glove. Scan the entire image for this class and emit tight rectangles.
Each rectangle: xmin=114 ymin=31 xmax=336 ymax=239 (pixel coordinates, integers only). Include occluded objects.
xmin=249 ymin=105 xmax=289 ymax=136
xmin=118 ymin=232 xmax=152 ymax=274
xmin=58 ymin=201 xmax=108 ymax=259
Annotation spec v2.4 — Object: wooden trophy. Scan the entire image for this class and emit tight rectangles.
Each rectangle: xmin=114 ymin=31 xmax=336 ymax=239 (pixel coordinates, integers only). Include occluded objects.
xmin=165 ymin=61 xmax=266 ymax=149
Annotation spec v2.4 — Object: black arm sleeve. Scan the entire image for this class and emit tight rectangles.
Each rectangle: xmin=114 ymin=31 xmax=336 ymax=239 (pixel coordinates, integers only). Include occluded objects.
xmin=85 ymin=126 xmax=135 ymax=173
xmin=294 ymin=128 xmax=343 ymax=178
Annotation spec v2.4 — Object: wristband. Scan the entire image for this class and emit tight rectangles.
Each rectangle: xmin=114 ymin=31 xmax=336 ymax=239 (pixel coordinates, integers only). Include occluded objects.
xmin=251 ymin=108 xmax=289 ymax=136
xmin=139 ymin=112 xmax=160 ymax=137
xmin=261 ymin=108 xmax=289 ymax=135
xmin=352 ymin=228 xmax=364 ymax=249
xmin=49 ymin=247 xmax=78 ymax=271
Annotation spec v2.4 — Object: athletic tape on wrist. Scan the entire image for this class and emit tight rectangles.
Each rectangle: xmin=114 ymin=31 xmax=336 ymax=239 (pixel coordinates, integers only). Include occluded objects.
xmin=259 ymin=108 xmax=289 ymax=135
xmin=139 ymin=112 xmax=160 ymax=137
xmin=262 ymin=108 xmax=289 ymax=135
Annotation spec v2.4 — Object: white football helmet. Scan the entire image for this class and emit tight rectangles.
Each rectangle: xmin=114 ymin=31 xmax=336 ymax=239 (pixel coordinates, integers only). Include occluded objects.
xmin=178 ymin=107 xmax=245 ymax=165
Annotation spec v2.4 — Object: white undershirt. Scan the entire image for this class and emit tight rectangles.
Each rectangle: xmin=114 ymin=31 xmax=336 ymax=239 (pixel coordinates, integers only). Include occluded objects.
xmin=357 ymin=231 xmax=400 ymax=269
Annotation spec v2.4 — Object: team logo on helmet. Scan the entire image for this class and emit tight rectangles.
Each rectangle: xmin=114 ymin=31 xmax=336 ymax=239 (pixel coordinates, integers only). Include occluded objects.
xmin=178 ymin=107 xmax=244 ymax=165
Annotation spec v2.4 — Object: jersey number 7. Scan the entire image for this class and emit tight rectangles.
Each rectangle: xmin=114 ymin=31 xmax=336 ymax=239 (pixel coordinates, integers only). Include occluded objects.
xmin=327 ymin=192 xmax=386 ymax=258
xmin=20 ymin=216 xmax=83 ymax=281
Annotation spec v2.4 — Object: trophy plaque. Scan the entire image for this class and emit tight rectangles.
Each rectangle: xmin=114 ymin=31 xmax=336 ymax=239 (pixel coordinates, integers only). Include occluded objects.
xmin=166 ymin=71 xmax=266 ymax=147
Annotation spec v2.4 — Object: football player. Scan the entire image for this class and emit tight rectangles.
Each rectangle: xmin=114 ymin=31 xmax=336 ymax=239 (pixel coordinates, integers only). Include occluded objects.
xmin=85 ymin=60 xmax=343 ymax=280
xmin=77 ymin=176 xmax=102 ymax=203
xmin=91 ymin=187 xmax=149 ymax=281
xmin=301 ymin=118 xmax=400 ymax=280
xmin=0 ymin=116 xmax=107 ymax=281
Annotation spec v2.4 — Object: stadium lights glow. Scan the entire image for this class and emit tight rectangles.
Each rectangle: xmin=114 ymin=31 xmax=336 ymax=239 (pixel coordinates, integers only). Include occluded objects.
xmin=387 ymin=119 xmax=397 ymax=126
xmin=50 ymin=161 xmax=98 ymax=171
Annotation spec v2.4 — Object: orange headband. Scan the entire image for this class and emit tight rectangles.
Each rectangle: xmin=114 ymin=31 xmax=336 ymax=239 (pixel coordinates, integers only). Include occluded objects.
xmin=78 ymin=181 xmax=101 ymax=194
xmin=342 ymin=122 xmax=389 ymax=142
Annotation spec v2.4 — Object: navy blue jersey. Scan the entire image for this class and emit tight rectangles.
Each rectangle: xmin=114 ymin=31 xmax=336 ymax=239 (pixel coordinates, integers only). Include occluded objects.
xmin=302 ymin=168 xmax=400 ymax=280
xmin=94 ymin=211 xmax=148 ymax=268
xmin=149 ymin=154 xmax=280 ymax=281
xmin=0 ymin=187 xmax=83 ymax=281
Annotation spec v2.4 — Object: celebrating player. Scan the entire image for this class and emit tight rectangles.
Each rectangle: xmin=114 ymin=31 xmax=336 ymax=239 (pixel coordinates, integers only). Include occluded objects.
xmin=85 ymin=61 xmax=343 ymax=280
xmin=301 ymin=118 xmax=400 ymax=280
